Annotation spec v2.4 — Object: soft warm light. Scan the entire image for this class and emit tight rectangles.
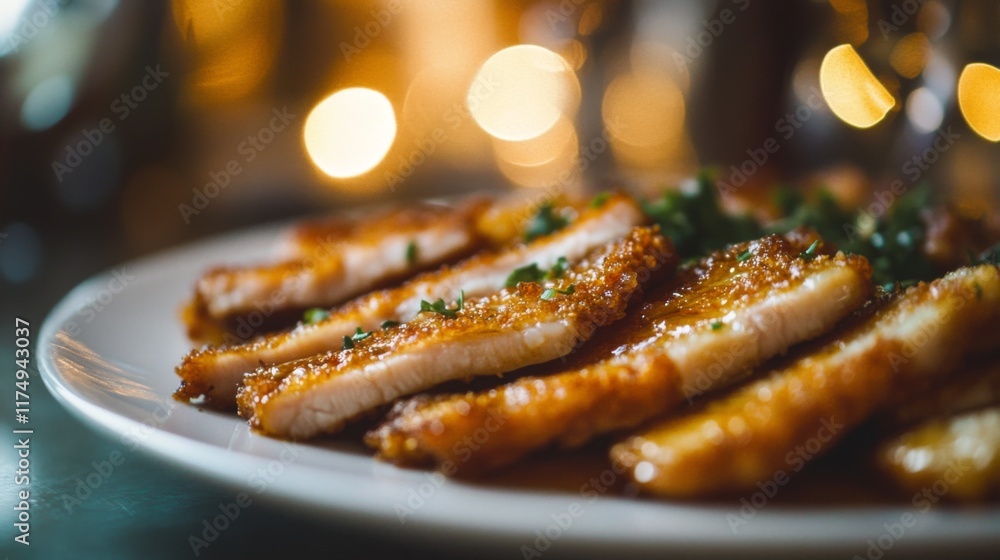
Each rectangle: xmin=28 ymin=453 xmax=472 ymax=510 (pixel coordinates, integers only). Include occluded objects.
xmin=890 ymin=33 xmax=930 ymax=79
xmin=602 ymin=71 xmax=690 ymax=169
xmin=957 ymin=62 xmax=1000 ymax=142
xmin=304 ymin=88 xmax=397 ymax=178
xmin=830 ymin=0 xmax=868 ymax=45
xmin=171 ymin=0 xmax=283 ymax=104
xmin=494 ymin=118 xmax=579 ymax=189
xmin=820 ymin=44 xmax=895 ymax=129
xmin=468 ymin=45 xmax=580 ymax=142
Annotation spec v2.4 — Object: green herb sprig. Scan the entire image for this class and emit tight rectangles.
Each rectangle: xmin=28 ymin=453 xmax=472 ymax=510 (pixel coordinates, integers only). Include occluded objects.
xmin=303 ymin=308 xmax=330 ymax=325
xmin=524 ymin=201 xmax=570 ymax=241
xmin=541 ymin=285 xmax=575 ymax=300
xmin=505 ymin=256 xmax=571 ymax=288
xmin=419 ymin=290 xmax=465 ymax=318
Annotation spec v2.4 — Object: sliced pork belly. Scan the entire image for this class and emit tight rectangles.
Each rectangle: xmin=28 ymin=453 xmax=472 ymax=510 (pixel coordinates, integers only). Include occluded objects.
xmin=184 ymin=198 xmax=492 ymax=344
xmin=367 ymin=233 xmax=873 ymax=474
xmin=175 ymin=194 xmax=645 ymax=409
xmin=612 ymin=264 xmax=1000 ymax=498
xmin=237 ymin=226 xmax=674 ymax=439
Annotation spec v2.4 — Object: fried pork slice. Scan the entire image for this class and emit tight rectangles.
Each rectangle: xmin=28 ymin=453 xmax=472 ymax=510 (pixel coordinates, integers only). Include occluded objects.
xmin=184 ymin=199 xmax=492 ymax=344
xmin=237 ymin=226 xmax=673 ymax=439
xmin=612 ymin=265 xmax=1000 ymax=498
xmin=877 ymin=406 xmax=1000 ymax=501
xmin=176 ymin=194 xmax=645 ymax=409
xmin=366 ymin=233 xmax=873 ymax=474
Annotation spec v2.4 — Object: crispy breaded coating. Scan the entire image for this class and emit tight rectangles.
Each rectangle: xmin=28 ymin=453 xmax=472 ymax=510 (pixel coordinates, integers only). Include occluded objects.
xmin=366 ymin=233 xmax=873 ymax=474
xmin=176 ymin=194 xmax=645 ymax=409
xmin=612 ymin=265 xmax=1000 ymax=498
xmin=238 ymin=227 xmax=674 ymax=439
xmin=184 ymin=199 xmax=491 ymax=344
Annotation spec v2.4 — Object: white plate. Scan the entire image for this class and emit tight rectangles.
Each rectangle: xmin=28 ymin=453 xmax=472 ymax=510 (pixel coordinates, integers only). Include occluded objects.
xmin=39 ymin=222 xmax=1000 ymax=558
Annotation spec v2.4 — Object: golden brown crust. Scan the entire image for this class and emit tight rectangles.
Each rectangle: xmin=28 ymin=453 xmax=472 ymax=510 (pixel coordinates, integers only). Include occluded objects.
xmin=175 ymin=194 xmax=646 ymax=410
xmin=612 ymin=265 xmax=1000 ymax=498
xmin=877 ymin=406 xmax=1000 ymax=501
xmin=366 ymin=233 xmax=874 ymax=474
xmin=237 ymin=226 xmax=675 ymax=439
xmin=183 ymin=198 xmax=493 ymax=344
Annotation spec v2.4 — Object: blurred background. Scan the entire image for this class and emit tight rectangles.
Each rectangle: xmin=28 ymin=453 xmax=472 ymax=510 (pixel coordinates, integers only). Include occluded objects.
xmin=0 ymin=1 xmax=998 ymax=557
xmin=1 ymin=0 xmax=999 ymax=293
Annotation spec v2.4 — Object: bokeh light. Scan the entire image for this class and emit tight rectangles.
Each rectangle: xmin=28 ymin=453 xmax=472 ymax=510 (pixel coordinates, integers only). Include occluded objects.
xmin=905 ymin=87 xmax=943 ymax=133
xmin=820 ymin=44 xmax=895 ymax=129
xmin=468 ymin=44 xmax=580 ymax=142
xmin=304 ymin=87 xmax=398 ymax=178
xmin=602 ymin=71 xmax=688 ymax=169
xmin=493 ymin=116 xmax=579 ymax=189
xmin=957 ymin=62 xmax=1000 ymax=142
xmin=890 ymin=33 xmax=931 ymax=79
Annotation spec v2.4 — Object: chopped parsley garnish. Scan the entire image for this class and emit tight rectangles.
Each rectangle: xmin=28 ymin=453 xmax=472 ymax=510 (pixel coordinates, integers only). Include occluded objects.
xmin=303 ymin=308 xmax=330 ymax=324
xmin=342 ymin=327 xmax=372 ymax=350
xmin=548 ymin=256 xmax=569 ymax=279
xmin=541 ymin=285 xmax=575 ymax=300
xmin=405 ymin=241 xmax=418 ymax=265
xmin=643 ymin=170 xmax=761 ymax=260
xmin=799 ymin=240 xmax=821 ymax=261
xmin=524 ymin=201 xmax=570 ymax=241
xmin=505 ymin=257 xmax=570 ymax=287
xmin=419 ymin=290 xmax=464 ymax=318
xmin=351 ymin=327 xmax=371 ymax=342
xmin=710 ymin=321 xmax=723 ymax=331
xmin=589 ymin=192 xmax=611 ymax=209
xmin=736 ymin=250 xmax=751 ymax=262
xmin=380 ymin=320 xmax=400 ymax=329
xmin=506 ymin=263 xmax=545 ymax=287
xmin=642 ymin=170 xmax=944 ymax=288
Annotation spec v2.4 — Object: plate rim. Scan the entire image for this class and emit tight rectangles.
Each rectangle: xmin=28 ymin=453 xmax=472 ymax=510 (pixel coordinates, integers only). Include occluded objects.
xmin=37 ymin=219 xmax=1000 ymax=556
